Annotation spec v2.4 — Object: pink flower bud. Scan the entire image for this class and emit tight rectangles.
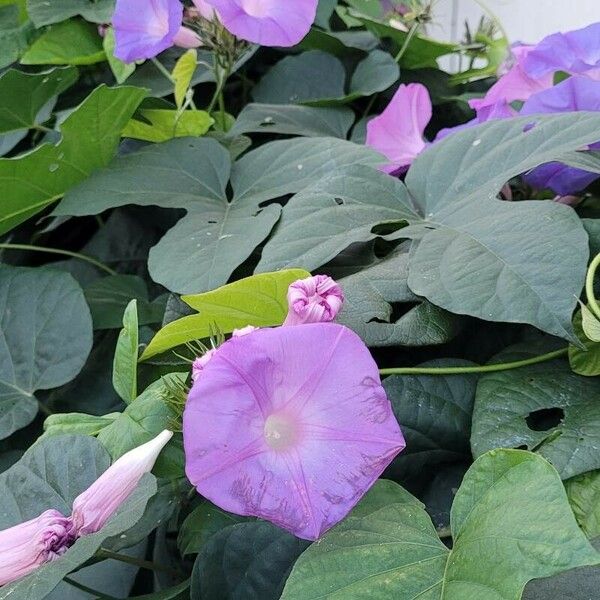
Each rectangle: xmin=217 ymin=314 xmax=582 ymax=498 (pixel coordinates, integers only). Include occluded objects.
xmin=70 ymin=430 xmax=173 ymax=535
xmin=192 ymin=349 xmax=217 ymax=382
xmin=0 ymin=510 xmax=74 ymax=586
xmin=192 ymin=0 xmax=217 ymax=20
xmin=283 ymin=275 xmax=344 ymax=326
xmin=173 ymin=25 xmax=202 ymax=48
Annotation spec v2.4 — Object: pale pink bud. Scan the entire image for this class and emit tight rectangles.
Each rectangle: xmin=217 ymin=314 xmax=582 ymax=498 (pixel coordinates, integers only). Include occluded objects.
xmin=192 ymin=0 xmax=217 ymax=20
xmin=283 ymin=275 xmax=344 ymax=326
xmin=70 ymin=430 xmax=173 ymax=536
xmin=0 ymin=509 xmax=74 ymax=586
xmin=232 ymin=325 xmax=258 ymax=337
xmin=553 ymin=194 xmax=581 ymax=206
xmin=173 ymin=25 xmax=202 ymax=48
xmin=192 ymin=349 xmax=217 ymax=382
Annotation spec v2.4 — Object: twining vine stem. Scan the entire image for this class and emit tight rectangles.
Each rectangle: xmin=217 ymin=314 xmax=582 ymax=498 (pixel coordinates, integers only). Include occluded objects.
xmin=379 ymin=348 xmax=568 ymax=376
xmin=586 ymin=252 xmax=600 ymax=320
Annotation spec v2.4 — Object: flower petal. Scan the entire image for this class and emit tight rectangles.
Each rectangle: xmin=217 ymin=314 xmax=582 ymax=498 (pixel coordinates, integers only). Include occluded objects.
xmin=204 ymin=0 xmax=318 ymax=47
xmin=112 ymin=0 xmax=183 ymax=62
xmin=366 ymin=83 xmax=431 ymax=173
xmin=184 ymin=323 xmax=404 ymax=540
xmin=71 ymin=430 xmax=173 ymax=535
xmin=0 ymin=509 xmax=74 ymax=586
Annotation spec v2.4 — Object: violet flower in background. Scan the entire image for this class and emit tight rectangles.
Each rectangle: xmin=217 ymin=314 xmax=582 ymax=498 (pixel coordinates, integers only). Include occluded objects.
xmin=0 ymin=510 xmax=74 ymax=586
xmin=0 ymin=430 xmax=172 ymax=586
xmin=183 ymin=323 xmax=405 ymax=540
xmin=112 ymin=0 xmax=200 ymax=63
xmin=202 ymin=0 xmax=318 ymax=47
xmin=523 ymin=22 xmax=600 ymax=79
xmin=283 ymin=275 xmax=344 ymax=326
xmin=520 ymin=76 xmax=600 ymax=194
xmin=366 ymin=83 xmax=432 ymax=173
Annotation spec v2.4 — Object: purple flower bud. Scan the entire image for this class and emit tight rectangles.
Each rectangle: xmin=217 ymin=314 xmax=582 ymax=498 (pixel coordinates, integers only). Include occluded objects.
xmin=283 ymin=275 xmax=344 ymax=326
xmin=0 ymin=510 xmax=74 ymax=586
xmin=112 ymin=0 xmax=184 ymax=63
xmin=70 ymin=430 xmax=173 ymax=535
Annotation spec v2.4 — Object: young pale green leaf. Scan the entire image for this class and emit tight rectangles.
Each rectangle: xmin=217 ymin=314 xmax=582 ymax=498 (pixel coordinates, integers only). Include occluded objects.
xmin=281 ymin=450 xmax=600 ymax=599
xmin=103 ymin=27 xmax=136 ymax=84
xmin=0 ymin=66 xmax=77 ymax=134
xmin=21 ymin=19 xmax=106 ymax=66
xmin=113 ymin=299 xmax=139 ymax=405
xmin=26 ymin=0 xmax=114 ymax=26
xmin=173 ymin=49 xmax=197 ymax=109
xmin=472 ymin=341 xmax=600 ymax=479
xmin=569 ymin=307 xmax=600 ymax=376
xmin=122 ymin=109 xmax=213 ymax=142
xmin=42 ymin=412 xmax=121 ymax=439
xmin=0 ymin=84 xmax=146 ymax=235
xmin=191 ymin=521 xmax=309 ymax=600
xmin=141 ymin=269 xmax=309 ymax=360
xmin=566 ymin=471 xmax=600 ymax=539
xmin=0 ymin=266 xmax=93 ymax=440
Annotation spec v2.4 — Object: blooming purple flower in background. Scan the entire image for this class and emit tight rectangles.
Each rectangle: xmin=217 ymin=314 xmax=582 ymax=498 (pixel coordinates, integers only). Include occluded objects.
xmin=0 ymin=430 xmax=172 ymax=586
xmin=112 ymin=0 xmax=200 ymax=63
xmin=202 ymin=0 xmax=318 ymax=47
xmin=0 ymin=510 xmax=74 ymax=586
xmin=523 ymin=22 xmax=600 ymax=79
xmin=520 ymin=76 xmax=600 ymax=194
xmin=183 ymin=323 xmax=405 ymax=540
xmin=366 ymin=83 xmax=432 ymax=173
xmin=469 ymin=44 xmax=554 ymax=115
xmin=283 ymin=275 xmax=344 ymax=326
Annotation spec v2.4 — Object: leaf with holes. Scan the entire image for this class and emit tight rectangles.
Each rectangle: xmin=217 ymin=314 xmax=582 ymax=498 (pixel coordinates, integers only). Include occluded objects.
xmin=281 ymin=451 xmax=600 ymax=599
xmin=0 ymin=266 xmax=92 ymax=440
xmin=471 ymin=340 xmax=600 ymax=479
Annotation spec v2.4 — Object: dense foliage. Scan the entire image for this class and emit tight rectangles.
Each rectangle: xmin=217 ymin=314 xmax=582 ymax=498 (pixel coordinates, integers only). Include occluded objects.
xmin=2 ymin=1 xmax=600 ymax=598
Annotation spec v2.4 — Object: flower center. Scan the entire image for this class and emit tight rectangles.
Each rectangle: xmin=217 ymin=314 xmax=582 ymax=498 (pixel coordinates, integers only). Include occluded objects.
xmin=264 ymin=413 xmax=298 ymax=450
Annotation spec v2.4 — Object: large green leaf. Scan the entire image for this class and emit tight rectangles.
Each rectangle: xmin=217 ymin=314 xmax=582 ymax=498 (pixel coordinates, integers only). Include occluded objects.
xmin=0 ymin=84 xmax=146 ymax=235
xmin=26 ymin=0 xmax=114 ymax=26
xmin=229 ymin=103 xmax=354 ymax=138
xmin=55 ymin=137 xmax=380 ymax=293
xmin=566 ymin=471 xmax=600 ymax=539
xmin=471 ymin=341 xmax=600 ymax=479
xmin=0 ymin=4 xmax=33 ymax=69
xmin=569 ymin=308 xmax=600 ymax=376
xmin=21 ymin=19 xmax=105 ymax=66
xmin=281 ymin=450 xmax=600 ymax=599
xmin=191 ymin=521 xmax=309 ymax=600
xmin=383 ymin=359 xmax=478 ymax=483
xmin=336 ymin=249 xmax=463 ymax=346
xmin=112 ymin=300 xmax=139 ymax=405
xmin=0 ymin=66 xmax=77 ymax=134
xmin=0 ymin=266 xmax=93 ymax=439
xmin=141 ymin=269 xmax=309 ymax=360
xmin=0 ymin=435 xmax=156 ymax=600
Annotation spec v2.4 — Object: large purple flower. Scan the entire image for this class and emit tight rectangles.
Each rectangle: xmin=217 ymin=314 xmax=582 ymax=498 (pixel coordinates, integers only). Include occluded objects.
xmin=183 ymin=323 xmax=405 ymax=540
xmin=521 ymin=76 xmax=600 ymax=194
xmin=523 ymin=22 xmax=600 ymax=79
xmin=202 ymin=0 xmax=318 ymax=47
xmin=113 ymin=0 xmax=200 ymax=63
xmin=366 ymin=83 xmax=432 ymax=174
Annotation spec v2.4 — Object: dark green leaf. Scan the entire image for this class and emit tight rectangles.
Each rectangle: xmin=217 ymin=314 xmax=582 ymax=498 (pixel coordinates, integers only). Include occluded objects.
xmin=0 ymin=266 xmax=93 ymax=439
xmin=26 ymin=0 xmax=114 ymax=26
xmin=567 ymin=471 xmax=600 ymax=539
xmin=0 ymin=4 xmax=34 ymax=68
xmin=112 ymin=299 xmax=139 ymax=404
xmin=569 ymin=308 xmax=600 ymax=376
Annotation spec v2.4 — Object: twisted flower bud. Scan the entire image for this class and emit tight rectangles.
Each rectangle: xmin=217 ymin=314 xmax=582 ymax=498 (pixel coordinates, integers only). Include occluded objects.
xmin=283 ymin=275 xmax=344 ymax=326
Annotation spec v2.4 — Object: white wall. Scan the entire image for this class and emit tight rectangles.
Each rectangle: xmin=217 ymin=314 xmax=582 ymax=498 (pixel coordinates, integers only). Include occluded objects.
xmin=432 ymin=0 xmax=600 ymax=44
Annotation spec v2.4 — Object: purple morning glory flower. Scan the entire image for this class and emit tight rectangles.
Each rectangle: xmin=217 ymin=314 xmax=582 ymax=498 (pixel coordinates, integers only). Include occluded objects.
xmin=470 ymin=44 xmax=554 ymax=115
xmin=521 ymin=76 xmax=600 ymax=194
xmin=183 ymin=323 xmax=405 ymax=540
xmin=0 ymin=431 xmax=172 ymax=586
xmin=523 ymin=22 xmax=600 ymax=79
xmin=112 ymin=0 xmax=200 ymax=63
xmin=366 ymin=83 xmax=432 ymax=174
xmin=283 ymin=275 xmax=344 ymax=326
xmin=201 ymin=0 xmax=318 ymax=47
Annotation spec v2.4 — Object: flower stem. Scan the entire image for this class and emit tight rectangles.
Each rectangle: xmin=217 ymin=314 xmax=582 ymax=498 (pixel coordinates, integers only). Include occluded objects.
xmin=0 ymin=243 xmax=117 ymax=276
xmin=97 ymin=548 xmax=181 ymax=577
xmin=379 ymin=348 xmax=568 ymax=376
xmin=586 ymin=253 xmax=600 ymax=320
xmin=151 ymin=57 xmax=175 ymax=83
xmin=394 ymin=22 xmax=419 ymax=63
xmin=64 ymin=577 xmax=118 ymax=600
